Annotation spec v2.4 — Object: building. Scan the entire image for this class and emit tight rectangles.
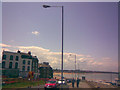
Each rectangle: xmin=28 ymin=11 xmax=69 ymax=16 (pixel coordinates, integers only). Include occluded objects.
xmin=2 ymin=51 xmax=20 ymax=78
xmin=2 ymin=50 xmax=39 ymax=78
xmin=38 ymin=62 xmax=53 ymax=79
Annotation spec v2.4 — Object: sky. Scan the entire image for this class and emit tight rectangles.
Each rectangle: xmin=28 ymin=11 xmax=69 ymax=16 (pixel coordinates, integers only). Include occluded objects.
xmin=1 ymin=2 xmax=118 ymax=72
xmin=1 ymin=0 xmax=120 ymax=2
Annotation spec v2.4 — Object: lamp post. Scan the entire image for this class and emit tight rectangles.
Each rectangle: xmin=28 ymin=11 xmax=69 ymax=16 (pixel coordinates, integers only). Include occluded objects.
xmin=69 ymin=54 xmax=77 ymax=80
xmin=73 ymin=54 xmax=77 ymax=80
xmin=78 ymin=63 xmax=79 ymax=78
xmin=43 ymin=5 xmax=64 ymax=82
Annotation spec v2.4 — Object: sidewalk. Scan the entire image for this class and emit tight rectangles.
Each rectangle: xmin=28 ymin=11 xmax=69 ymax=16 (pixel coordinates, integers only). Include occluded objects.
xmin=86 ymin=81 xmax=117 ymax=88
xmin=68 ymin=81 xmax=92 ymax=88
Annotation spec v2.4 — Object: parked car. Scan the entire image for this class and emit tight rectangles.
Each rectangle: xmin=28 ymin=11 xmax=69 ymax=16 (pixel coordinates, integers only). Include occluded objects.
xmin=58 ymin=79 xmax=67 ymax=85
xmin=44 ymin=79 xmax=58 ymax=89
xmin=66 ymin=79 xmax=72 ymax=83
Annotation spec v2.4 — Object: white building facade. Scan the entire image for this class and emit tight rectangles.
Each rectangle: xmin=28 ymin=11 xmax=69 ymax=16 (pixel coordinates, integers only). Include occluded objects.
xmin=2 ymin=50 xmax=38 ymax=78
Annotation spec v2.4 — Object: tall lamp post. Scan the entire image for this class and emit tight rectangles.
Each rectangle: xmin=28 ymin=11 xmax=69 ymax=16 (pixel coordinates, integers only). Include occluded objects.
xmin=69 ymin=54 xmax=77 ymax=80
xmin=43 ymin=5 xmax=64 ymax=82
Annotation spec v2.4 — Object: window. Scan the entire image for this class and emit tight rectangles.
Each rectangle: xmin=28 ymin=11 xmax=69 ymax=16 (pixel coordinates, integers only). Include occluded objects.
xmin=2 ymin=61 xmax=5 ymax=68
xmin=22 ymin=66 xmax=25 ymax=71
xmin=9 ymin=62 xmax=12 ymax=69
xmin=23 ymin=60 xmax=26 ymax=64
xmin=28 ymin=61 xmax=30 ymax=65
xmin=15 ymin=56 xmax=19 ymax=61
xmin=2 ymin=55 xmax=6 ymax=60
xmin=10 ymin=55 xmax=13 ymax=60
xmin=27 ymin=66 xmax=30 ymax=71
xmin=15 ymin=62 xmax=18 ymax=69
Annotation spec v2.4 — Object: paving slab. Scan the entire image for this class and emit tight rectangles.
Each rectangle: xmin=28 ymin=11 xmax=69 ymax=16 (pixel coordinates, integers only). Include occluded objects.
xmin=68 ymin=81 xmax=92 ymax=88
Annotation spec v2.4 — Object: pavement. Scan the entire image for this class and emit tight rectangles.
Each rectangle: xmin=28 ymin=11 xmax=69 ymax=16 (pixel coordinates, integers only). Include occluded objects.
xmin=68 ymin=81 xmax=92 ymax=88
xmin=86 ymin=81 xmax=117 ymax=88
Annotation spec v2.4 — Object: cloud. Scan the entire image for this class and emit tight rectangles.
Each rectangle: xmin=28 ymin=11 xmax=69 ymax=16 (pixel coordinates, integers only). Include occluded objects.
xmin=17 ymin=45 xmax=98 ymax=70
xmin=2 ymin=48 xmax=10 ymax=51
xmin=0 ymin=43 xmax=118 ymax=72
xmin=32 ymin=31 xmax=39 ymax=35
xmin=0 ymin=43 xmax=11 ymax=47
xmin=18 ymin=46 xmax=49 ymax=52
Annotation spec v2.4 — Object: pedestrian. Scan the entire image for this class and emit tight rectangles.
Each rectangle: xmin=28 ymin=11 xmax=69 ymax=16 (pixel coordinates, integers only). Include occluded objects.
xmin=72 ymin=78 xmax=75 ymax=88
xmin=76 ymin=78 xmax=80 ymax=88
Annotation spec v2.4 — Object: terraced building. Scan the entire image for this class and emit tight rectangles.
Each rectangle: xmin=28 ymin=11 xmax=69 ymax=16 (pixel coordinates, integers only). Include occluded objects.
xmin=38 ymin=62 xmax=53 ymax=79
xmin=2 ymin=50 xmax=39 ymax=78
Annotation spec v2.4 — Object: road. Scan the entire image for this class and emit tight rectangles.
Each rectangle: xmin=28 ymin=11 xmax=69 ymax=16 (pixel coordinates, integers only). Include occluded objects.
xmin=31 ymin=81 xmax=92 ymax=89
xmin=31 ymin=80 xmax=117 ymax=89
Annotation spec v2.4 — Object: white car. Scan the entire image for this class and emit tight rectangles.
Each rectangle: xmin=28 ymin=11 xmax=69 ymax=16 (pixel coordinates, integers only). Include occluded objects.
xmin=58 ymin=79 xmax=67 ymax=85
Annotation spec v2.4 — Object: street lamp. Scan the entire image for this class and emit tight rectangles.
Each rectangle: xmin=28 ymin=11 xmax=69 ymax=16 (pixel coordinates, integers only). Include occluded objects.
xmin=69 ymin=54 xmax=77 ymax=80
xmin=43 ymin=5 xmax=51 ymax=8
xmin=43 ymin=5 xmax=64 ymax=82
xmin=77 ymin=63 xmax=79 ymax=78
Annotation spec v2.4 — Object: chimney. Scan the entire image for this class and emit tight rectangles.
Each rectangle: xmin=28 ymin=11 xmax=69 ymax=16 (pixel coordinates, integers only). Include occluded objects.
xmin=28 ymin=51 xmax=31 ymax=55
xmin=17 ymin=50 xmax=21 ymax=53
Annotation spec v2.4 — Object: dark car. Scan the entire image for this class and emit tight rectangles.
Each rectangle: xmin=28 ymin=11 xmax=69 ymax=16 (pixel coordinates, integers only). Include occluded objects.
xmin=44 ymin=79 xmax=58 ymax=89
xmin=66 ymin=79 xmax=72 ymax=83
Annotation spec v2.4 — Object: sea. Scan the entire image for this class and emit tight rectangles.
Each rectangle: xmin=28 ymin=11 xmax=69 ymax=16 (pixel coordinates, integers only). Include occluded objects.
xmin=54 ymin=72 xmax=118 ymax=82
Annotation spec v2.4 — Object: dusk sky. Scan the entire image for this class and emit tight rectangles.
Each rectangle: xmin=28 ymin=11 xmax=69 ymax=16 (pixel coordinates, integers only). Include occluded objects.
xmin=1 ymin=2 xmax=118 ymax=72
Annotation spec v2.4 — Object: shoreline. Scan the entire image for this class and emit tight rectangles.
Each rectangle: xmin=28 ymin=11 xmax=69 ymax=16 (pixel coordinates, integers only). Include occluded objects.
xmin=53 ymin=72 xmax=118 ymax=82
xmin=53 ymin=73 xmax=118 ymax=88
xmin=86 ymin=80 xmax=117 ymax=88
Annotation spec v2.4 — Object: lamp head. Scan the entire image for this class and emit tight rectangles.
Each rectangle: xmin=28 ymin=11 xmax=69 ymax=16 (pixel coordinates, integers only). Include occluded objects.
xmin=43 ymin=5 xmax=51 ymax=8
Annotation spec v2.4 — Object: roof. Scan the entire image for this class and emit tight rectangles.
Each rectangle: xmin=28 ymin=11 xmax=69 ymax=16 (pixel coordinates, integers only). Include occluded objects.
xmin=38 ymin=63 xmax=51 ymax=68
xmin=3 ymin=51 xmax=19 ymax=54
xmin=3 ymin=50 xmax=38 ymax=60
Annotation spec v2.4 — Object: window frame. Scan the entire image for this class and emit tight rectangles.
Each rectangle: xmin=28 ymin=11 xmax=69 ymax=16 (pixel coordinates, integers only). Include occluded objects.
xmin=9 ymin=62 xmax=12 ymax=69
xmin=2 ymin=61 xmax=5 ymax=68
xmin=23 ymin=60 xmax=26 ymax=64
xmin=15 ymin=62 xmax=18 ymax=69
xmin=2 ymin=55 xmax=6 ymax=60
xmin=10 ymin=55 xmax=13 ymax=60
xmin=28 ymin=61 xmax=30 ymax=65
xmin=27 ymin=66 xmax=30 ymax=72
xmin=15 ymin=56 xmax=19 ymax=61
xmin=22 ymin=66 xmax=25 ymax=71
